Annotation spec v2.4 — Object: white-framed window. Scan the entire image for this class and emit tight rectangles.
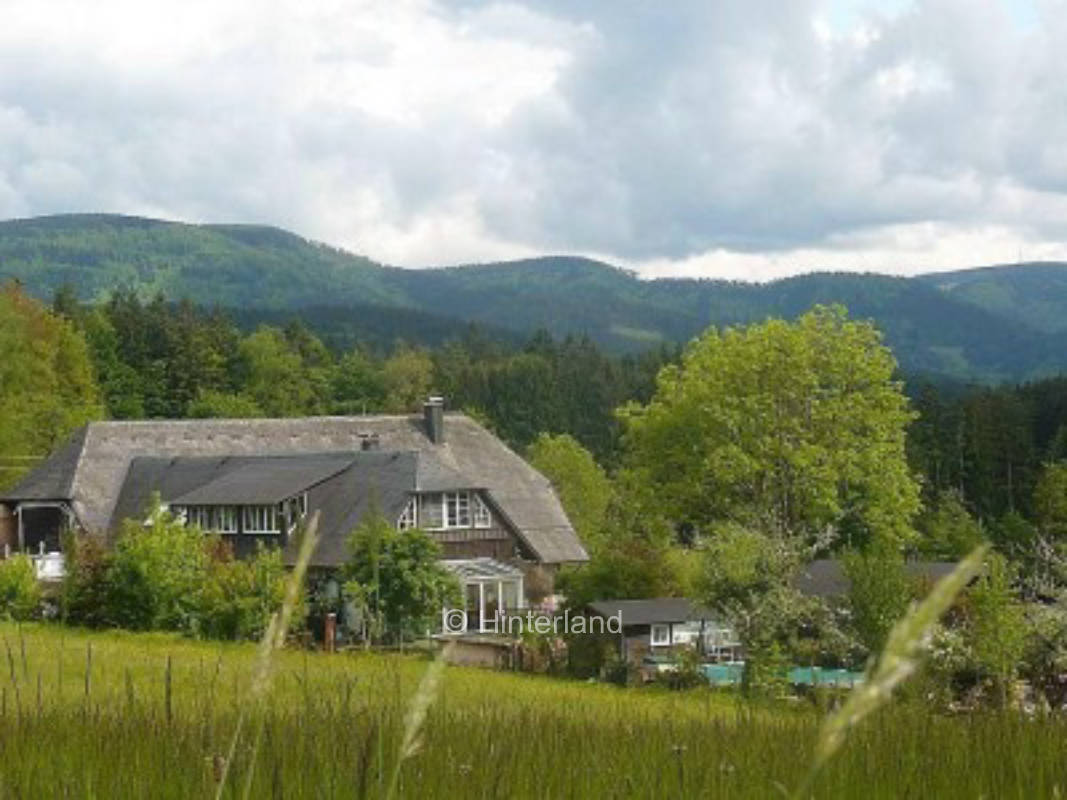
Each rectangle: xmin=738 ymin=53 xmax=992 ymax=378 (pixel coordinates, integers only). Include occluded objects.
xmin=175 ymin=505 xmax=240 ymax=533
xmin=216 ymin=506 xmax=238 ymax=534
xmin=397 ymin=497 xmax=418 ymax=530
xmin=650 ymin=624 xmax=671 ymax=647
xmin=419 ymin=494 xmax=444 ymax=529
xmin=472 ymin=494 xmax=492 ymax=528
xmin=445 ymin=491 xmax=471 ymax=528
xmin=417 ymin=491 xmax=488 ymax=530
xmin=242 ymin=505 xmax=278 ymax=534
xmin=186 ymin=506 xmax=211 ymax=530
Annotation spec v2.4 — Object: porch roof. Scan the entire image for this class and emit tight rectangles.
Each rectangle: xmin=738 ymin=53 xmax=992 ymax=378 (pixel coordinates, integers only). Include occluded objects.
xmin=441 ymin=557 xmax=523 ymax=582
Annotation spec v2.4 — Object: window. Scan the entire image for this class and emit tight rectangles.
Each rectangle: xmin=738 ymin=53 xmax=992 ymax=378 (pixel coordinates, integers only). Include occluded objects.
xmin=417 ymin=491 xmax=486 ymax=530
xmin=445 ymin=491 xmax=470 ymax=528
xmin=419 ymin=494 xmax=444 ymax=529
xmin=650 ymin=624 xmax=671 ymax=647
xmin=472 ymin=494 xmax=492 ymax=528
xmin=216 ymin=506 xmax=238 ymax=534
xmin=181 ymin=506 xmax=238 ymax=533
xmin=186 ymin=506 xmax=210 ymax=530
xmin=242 ymin=505 xmax=278 ymax=534
xmin=397 ymin=497 xmax=418 ymax=530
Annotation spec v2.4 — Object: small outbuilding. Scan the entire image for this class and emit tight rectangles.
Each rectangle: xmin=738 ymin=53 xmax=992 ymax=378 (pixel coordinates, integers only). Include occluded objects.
xmin=587 ymin=598 xmax=740 ymax=667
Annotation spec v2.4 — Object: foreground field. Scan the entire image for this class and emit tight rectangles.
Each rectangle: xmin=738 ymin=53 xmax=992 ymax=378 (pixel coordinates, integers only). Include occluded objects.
xmin=0 ymin=624 xmax=1063 ymax=798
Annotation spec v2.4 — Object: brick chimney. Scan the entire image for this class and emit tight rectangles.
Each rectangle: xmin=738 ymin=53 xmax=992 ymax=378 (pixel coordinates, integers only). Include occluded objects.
xmin=423 ymin=396 xmax=445 ymax=444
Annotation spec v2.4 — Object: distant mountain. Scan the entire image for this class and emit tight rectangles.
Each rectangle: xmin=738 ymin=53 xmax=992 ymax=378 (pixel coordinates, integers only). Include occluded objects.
xmin=2 ymin=213 xmax=1066 ymax=382
xmin=916 ymin=262 xmax=1067 ymax=334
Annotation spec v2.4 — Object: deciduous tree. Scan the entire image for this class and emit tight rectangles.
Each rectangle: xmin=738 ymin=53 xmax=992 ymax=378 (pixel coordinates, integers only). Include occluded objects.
xmin=621 ymin=305 xmax=920 ymax=549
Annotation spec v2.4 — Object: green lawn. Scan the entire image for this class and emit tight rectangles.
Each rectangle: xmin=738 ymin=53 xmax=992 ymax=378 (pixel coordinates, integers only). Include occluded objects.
xmin=0 ymin=623 xmax=1063 ymax=798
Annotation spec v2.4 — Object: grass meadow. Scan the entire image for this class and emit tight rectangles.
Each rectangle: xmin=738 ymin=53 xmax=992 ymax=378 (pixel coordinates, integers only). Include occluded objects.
xmin=0 ymin=623 xmax=1063 ymax=798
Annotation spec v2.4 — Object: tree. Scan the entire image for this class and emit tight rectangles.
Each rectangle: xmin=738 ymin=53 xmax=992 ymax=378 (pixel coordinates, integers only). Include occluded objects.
xmin=106 ymin=501 xmax=208 ymax=632
xmin=381 ymin=344 xmax=434 ymax=412
xmin=236 ymin=326 xmax=319 ymax=417
xmin=917 ymin=489 xmax=986 ymax=559
xmin=843 ymin=534 xmax=913 ymax=654
xmin=697 ymin=523 xmax=838 ymax=687
xmin=968 ymin=552 xmax=1027 ymax=705
xmin=0 ymin=283 xmax=102 ymax=488
xmin=1034 ymin=462 xmax=1067 ymax=541
xmin=332 ymin=347 xmax=386 ymax=414
xmin=81 ymin=308 xmax=144 ymax=418
xmin=526 ymin=433 xmax=612 ymax=553
xmin=620 ymin=306 xmax=920 ymax=550
xmin=558 ymin=475 xmax=693 ymax=608
xmin=342 ymin=510 xmax=460 ymax=642
xmin=187 ymin=389 xmax=264 ymax=419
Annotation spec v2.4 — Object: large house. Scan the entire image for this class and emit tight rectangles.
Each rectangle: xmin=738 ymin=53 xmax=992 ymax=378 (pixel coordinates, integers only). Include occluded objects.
xmin=0 ymin=398 xmax=588 ymax=628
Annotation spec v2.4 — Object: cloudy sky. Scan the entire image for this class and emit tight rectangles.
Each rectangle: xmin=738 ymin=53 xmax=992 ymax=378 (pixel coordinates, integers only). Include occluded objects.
xmin=1 ymin=0 xmax=1064 ymax=280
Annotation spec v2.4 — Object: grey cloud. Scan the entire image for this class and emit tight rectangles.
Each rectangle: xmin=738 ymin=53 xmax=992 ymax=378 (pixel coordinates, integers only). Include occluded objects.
xmin=0 ymin=0 xmax=1065 ymax=270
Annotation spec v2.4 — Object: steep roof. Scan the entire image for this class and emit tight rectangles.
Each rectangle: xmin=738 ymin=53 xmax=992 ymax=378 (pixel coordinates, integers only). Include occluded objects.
xmin=109 ymin=453 xmax=365 ymax=528
xmin=3 ymin=413 xmax=586 ymax=564
xmin=305 ymin=451 xmax=417 ymax=566
xmin=588 ymin=598 xmax=716 ymax=626
xmin=170 ymin=454 xmax=356 ymax=506
xmin=0 ymin=426 xmax=88 ymax=504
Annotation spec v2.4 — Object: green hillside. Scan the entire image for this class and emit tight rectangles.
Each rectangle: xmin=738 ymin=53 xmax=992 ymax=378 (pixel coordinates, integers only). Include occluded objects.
xmin=917 ymin=262 xmax=1067 ymax=333
xmin=2 ymin=213 xmax=1066 ymax=381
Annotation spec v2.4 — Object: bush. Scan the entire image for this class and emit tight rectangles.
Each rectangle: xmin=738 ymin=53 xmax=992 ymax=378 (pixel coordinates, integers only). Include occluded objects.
xmin=659 ymin=645 xmax=705 ymax=690
xmin=200 ymin=543 xmax=296 ymax=641
xmin=61 ymin=499 xmax=300 ymax=642
xmin=107 ymin=506 xmax=207 ymax=632
xmin=843 ymin=535 xmax=913 ymax=655
xmin=0 ymin=554 xmax=40 ymax=621
xmin=61 ymin=533 xmax=114 ymax=627
xmin=342 ymin=511 xmax=461 ymax=643
xmin=742 ymin=641 xmax=790 ymax=699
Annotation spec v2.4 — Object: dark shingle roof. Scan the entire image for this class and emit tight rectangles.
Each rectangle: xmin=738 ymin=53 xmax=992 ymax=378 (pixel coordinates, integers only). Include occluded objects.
xmin=0 ymin=426 xmax=88 ymax=503
xmin=6 ymin=414 xmax=586 ymax=564
xmin=170 ymin=454 xmax=356 ymax=506
xmin=588 ymin=598 xmax=715 ymax=626
xmin=793 ymin=559 xmax=960 ymax=598
xmin=110 ymin=453 xmax=364 ymax=529
xmin=303 ymin=451 xmax=417 ymax=566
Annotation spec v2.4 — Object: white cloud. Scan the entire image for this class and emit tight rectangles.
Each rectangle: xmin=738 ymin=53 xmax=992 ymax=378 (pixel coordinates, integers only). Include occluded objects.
xmin=0 ymin=0 xmax=1065 ymax=278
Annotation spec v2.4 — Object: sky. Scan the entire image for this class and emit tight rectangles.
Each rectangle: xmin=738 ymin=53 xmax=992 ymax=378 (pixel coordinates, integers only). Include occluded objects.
xmin=0 ymin=0 xmax=1064 ymax=281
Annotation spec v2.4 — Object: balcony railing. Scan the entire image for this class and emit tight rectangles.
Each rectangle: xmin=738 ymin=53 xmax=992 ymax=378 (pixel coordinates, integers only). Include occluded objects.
xmin=2 ymin=545 xmax=66 ymax=581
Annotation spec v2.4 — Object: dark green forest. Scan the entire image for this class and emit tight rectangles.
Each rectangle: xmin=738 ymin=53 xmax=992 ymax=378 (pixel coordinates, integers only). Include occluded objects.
xmin=33 ymin=284 xmax=1067 ymax=539
xmin=5 ymin=212 xmax=1067 ymax=553
xmin=4 ymin=213 xmax=1067 ymax=381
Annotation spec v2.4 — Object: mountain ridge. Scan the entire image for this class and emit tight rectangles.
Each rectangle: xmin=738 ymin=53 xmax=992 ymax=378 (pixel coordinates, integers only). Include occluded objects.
xmin=2 ymin=213 xmax=1066 ymax=382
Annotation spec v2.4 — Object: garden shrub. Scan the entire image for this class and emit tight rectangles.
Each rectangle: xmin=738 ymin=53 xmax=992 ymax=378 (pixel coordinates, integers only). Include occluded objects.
xmin=61 ymin=499 xmax=299 ymax=641
xmin=106 ymin=506 xmax=208 ymax=632
xmin=0 ymin=554 xmax=41 ymax=620
xmin=200 ymin=543 xmax=295 ymax=641
xmin=60 ymin=532 xmax=114 ymax=627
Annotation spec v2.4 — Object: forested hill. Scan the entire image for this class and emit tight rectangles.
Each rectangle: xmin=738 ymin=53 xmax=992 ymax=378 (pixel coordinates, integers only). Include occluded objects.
xmin=2 ymin=213 xmax=1067 ymax=382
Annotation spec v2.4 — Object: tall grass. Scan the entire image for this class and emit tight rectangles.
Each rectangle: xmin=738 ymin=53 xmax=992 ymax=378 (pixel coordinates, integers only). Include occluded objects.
xmin=0 ymin=620 xmax=1062 ymax=798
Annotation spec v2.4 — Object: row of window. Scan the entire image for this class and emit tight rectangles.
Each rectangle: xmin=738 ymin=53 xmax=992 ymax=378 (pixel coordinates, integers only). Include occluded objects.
xmin=650 ymin=624 xmax=738 ymax=648
xmin=173 ymin=503 xmax=291 ymax=534
xmin=397 ymin=491 xmax=492 ymax=531
xmin=172 ymin=491 xmax=487 ymax=535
